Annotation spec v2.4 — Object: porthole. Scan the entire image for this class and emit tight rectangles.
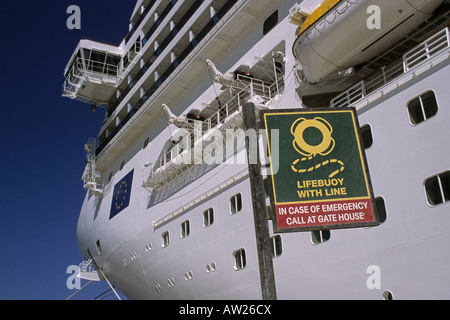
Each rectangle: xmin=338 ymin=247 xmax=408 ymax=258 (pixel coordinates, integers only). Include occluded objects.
xmin=311 ymin=230 xmax=331 ymax=245
xmin=230 ymin=193 xmax=242 ymax=215
xmin=425 ymin=171 xmax=450 ymax=206
xmin=271 ymin=235 xmax=282 ymax=258
xmin=206 ymin=262 xmax=216 ymax=274
xmin=181 ymin=220 xmax=190 ymax=239
xmin=360 ymin=124 xmax=373 ymax=149
xmin=233 ymin=248 xmax=246 ymax=271
xmin=383 ymin=290 xmax=394 ymax=300
xmin=375 ymin=197 xmax=387 ymax=223
xmin=162 ymin=231 xmax=170 ymax=248
xmin=184 ymin=271 xmax=193 ymax=281
xmin=203 ymin=207 xmax=214 ymax=227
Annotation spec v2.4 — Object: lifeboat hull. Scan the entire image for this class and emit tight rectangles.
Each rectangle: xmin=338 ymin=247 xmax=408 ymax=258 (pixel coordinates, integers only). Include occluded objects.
xmin=293 ymin=0 xmax=445 ymax=83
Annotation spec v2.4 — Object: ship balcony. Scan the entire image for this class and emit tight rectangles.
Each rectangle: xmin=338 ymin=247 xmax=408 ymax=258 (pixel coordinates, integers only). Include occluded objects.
xmin=330 ymin=26 xmax=450 ymax=109
xmin=142 ymin=98 xmax=245 ymax=191
xmin=62 ymin=40 xmax=124 ymax=105
xmin=142 ymin=74 xmax=284 ymax=191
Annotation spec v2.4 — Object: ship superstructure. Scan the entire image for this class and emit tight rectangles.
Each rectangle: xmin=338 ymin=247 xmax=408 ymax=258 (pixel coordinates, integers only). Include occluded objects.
xmin=63 ymin=0 xmax=450 ymax=299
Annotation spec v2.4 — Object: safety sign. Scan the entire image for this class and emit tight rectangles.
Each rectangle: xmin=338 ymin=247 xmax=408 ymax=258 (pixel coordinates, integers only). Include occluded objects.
xmin=262 ymin=108 xmax=379 ymax=232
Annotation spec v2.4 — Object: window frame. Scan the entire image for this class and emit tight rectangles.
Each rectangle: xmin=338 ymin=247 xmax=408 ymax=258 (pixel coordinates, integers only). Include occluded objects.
xmin=233 ymin=248 xmax=247 ymax=271
xmin=181 ymin=220 xmax=190 ymax=239
xmin=424 ymin=171 xmax=450 ymax=207
xmin=271 ymin=235 xmax=282 ymax=258
xmin=407 ymin=90 xmax=438 ymax=126
xmin=203 ymin=207 xmax=214 ymax=228
xmin=311 ymin=229 xmax=331 ymax=245
xmin=360 ymin=124 xmax=373 ymax=149
xmin=162 ymin=231 xmax=170 ymax=248
xmin=230 ymin=193 xmax=242 ymax=215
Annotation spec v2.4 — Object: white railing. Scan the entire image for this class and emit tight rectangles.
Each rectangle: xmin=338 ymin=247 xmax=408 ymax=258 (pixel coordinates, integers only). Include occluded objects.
xmin=330 ymin=81 xmax=366 ymax=109
xmin=142 ymin=75 xmax=284 ymax=189
xmin=62 ymin=57 xmax=121 ymax=96
xmin=403 ymin=27 xmax=450 ymax=71
xmin=143 ymin=93 xmax=245 ymax=186
xmin=62 ymin=62 xmax=85 ymax=96
xmin=75 ymin=57 xmax=119 ymax=77
xmin=62 ymin=79 xmax=78 ymax=98
xmin=331 ymin=27 xmax=450 ymax=109
xmin=232 ymin=74 xmax=283 ymax=101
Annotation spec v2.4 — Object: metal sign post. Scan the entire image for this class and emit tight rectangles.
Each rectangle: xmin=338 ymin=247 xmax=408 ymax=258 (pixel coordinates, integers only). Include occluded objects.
xmin=242 ymin=102 xmax=277 ymax=300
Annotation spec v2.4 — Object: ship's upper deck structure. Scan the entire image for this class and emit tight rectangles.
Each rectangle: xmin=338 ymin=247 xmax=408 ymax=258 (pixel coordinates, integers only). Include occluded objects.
xmin=64 ymin=0 xmax=450 ymax=196
xmin=63 ymin=0 xmax=285 ymax=167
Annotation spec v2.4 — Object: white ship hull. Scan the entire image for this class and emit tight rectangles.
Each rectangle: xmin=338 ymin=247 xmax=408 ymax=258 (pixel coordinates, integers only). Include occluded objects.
xmin=67 ymin=0 xmax=450 ymax=299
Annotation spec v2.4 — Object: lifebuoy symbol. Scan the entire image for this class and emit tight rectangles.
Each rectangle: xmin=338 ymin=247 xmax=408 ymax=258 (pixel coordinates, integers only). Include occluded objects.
xmin=291 ymin=117 xmax=335 ymax=157
xmin=290 ymin=117 xmax=344 ymax=178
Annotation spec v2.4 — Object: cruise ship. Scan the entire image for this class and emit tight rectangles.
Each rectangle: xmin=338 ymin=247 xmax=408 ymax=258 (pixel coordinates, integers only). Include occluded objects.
xmin=63 ymin=0 xmax=450 ymax=299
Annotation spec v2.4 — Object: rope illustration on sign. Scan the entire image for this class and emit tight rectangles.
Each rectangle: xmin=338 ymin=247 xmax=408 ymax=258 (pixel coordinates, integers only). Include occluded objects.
xmin=290 ymin=117 xmax=344 ymax=178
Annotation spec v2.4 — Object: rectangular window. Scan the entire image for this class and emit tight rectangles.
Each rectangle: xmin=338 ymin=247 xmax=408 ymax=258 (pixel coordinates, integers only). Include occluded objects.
xmin=311 ymin=230 xmax=331 ymax=245
xmin=181 ymin=220 xmax=190 ymax=238
xmin=408 ymin=91 xmax=438 ymax=125
xmin=271 ymin=235 xmax=282 ymax=258
xmin=162 ymin=231 xmax=170 ymax=248
xmin=233 ymin=248 xmax=246 ymax=270
xmin=203 ymin=208 xmax=214 ymax=227
xmin=425 ymin=171 xmax=450 ymax=206
xmin=375 ymin=197 xmax=387 ymax=223
xmin=230 ymin=193 xmax=242 ymax=215
xmin=360 ymin=124 xmax=373 ymax=149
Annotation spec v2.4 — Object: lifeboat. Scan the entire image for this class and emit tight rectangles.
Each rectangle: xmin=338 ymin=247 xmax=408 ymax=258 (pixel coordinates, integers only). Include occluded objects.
xmin=293 ymin=0 xmax=445 ymax=103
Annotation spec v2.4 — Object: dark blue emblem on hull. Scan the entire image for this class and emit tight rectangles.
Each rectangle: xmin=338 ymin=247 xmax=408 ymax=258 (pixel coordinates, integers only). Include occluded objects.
xmin=110 ymin=169 xmax=134 ymax=219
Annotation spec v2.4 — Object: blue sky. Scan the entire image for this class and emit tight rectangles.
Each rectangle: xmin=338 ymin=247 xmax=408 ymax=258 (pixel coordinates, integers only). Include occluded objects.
xmin=0 ymin=1 xmax=136 ymax=300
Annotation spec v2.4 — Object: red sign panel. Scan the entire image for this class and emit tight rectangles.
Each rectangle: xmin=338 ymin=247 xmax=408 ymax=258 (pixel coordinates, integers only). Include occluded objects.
xmin=276 ymin=199 xmax=375 ymax=229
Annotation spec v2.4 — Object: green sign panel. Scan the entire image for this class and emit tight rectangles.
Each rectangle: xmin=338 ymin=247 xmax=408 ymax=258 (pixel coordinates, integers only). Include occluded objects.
xmin=262 ymin=108 xmax=379 ymax=232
